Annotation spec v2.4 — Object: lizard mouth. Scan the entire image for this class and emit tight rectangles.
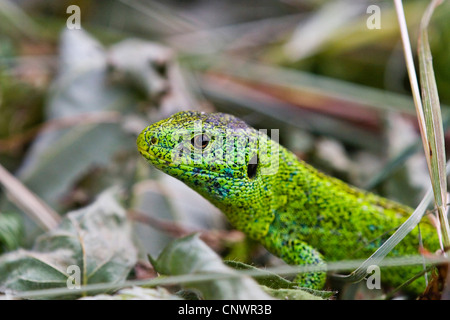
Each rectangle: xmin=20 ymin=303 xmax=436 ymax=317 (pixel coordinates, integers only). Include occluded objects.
xmin=137 ymin=145 xmax=153 ymax=160
xmin=138 ymin=143 xmax=170 ymax=166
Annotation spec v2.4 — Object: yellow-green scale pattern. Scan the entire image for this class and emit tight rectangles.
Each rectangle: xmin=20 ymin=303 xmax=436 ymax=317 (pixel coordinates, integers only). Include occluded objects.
xmin=137 ymin=111 xmax=440 ymax=294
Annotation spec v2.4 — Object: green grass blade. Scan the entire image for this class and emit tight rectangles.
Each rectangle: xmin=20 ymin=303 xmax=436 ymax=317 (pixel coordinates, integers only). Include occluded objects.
xmin=417 ymin=0 xmax=450 ymax=249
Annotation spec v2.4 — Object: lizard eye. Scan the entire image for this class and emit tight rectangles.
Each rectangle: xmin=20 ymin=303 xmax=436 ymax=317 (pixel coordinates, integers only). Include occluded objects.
xmin=191 ymin=134 xmax=210 ymax=150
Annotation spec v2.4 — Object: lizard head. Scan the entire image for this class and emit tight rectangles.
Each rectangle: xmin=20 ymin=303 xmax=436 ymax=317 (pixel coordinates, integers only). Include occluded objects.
xmin=137 ymin=111 xmax=262 ymax=190
xmin=137 ymin=111 xmax=278 ymax=236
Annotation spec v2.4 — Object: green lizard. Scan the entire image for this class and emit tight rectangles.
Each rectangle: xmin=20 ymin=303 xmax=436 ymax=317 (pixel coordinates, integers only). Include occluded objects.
xmin=137 ymin=110 xmax=440 ymax=294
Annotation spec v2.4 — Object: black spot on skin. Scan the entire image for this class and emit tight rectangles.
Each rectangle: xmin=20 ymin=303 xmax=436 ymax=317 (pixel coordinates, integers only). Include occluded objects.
xmin=192 ymin=167 xmax=202 ymax=174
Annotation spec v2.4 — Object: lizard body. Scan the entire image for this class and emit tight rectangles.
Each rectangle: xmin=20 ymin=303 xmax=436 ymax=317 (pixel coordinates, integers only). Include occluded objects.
xmin=137 ymin=111 xmax=439 ymax=294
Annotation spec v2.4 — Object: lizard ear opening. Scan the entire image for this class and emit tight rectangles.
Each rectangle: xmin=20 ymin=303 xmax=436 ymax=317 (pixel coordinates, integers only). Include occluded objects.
xmin=247 ymin=155 xmax=258 ymax=179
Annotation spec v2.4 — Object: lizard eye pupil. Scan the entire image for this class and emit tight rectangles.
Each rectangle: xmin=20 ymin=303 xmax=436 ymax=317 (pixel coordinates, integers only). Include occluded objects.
xmin=192 ymin=134 xmax=210 ymax=150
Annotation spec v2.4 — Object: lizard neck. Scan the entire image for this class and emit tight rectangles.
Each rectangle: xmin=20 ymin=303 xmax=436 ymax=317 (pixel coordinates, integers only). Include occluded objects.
xmin=207 ymin=144 xmax=298 ymax=241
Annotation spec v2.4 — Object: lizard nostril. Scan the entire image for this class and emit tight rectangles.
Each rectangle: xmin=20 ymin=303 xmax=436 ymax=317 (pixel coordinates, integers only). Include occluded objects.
xmin=151 ymin=136 xmax=158 ymax=145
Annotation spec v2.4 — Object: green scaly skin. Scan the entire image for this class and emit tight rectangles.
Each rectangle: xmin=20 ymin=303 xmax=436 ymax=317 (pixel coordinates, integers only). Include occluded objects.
xmin=137 ymin=111 xmax=439 ymax=294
